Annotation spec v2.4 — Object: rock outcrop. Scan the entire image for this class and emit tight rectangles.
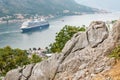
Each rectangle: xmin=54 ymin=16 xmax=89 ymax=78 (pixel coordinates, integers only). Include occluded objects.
xmin=5 ymin=20 xmax=120 ymax=80
xmin=93 ymin=61 xmax=120 ymax=80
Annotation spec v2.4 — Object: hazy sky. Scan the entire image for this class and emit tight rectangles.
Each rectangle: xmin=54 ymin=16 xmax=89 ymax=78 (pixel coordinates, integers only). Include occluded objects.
xmin=75 ymin=0 xmax=120 ymax=12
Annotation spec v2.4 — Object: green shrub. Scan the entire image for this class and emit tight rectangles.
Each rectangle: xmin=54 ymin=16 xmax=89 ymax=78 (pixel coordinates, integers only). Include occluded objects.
xmin=49 ymin=25 xmax=86 ymax=53
xmin=111 ymin=20 xmax=117 ymax=24
xmin=0 ymin=46 xmax=42 ymax=75
xmin=30 ymin=54 xmax=42 ymax=63
xmin=109 ymin=46 xmax=120 ymax=59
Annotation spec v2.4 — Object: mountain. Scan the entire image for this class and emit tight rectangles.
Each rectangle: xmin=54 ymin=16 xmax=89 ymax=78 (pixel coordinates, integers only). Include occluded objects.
xmin=75 ymin=0 xmax=120 ymax=11
xmin=0 ymin=0 xmax=98 ymax=17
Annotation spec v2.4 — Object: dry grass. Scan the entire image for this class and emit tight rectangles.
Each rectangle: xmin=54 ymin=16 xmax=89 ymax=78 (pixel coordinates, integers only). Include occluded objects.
xmin=93 ymin=61 xmax=120 ymax=80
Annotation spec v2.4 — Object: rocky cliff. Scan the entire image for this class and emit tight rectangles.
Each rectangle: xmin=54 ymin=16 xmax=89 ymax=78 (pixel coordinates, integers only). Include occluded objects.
xmin=93 ymin=61 xmax=120 ymax=80
xmin=5 ymin=20 xmax=120 ymax=80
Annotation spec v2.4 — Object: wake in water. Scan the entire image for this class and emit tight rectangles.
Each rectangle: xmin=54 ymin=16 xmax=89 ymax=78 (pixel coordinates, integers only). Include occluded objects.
xmin=0 ymin=30 xmax=21 ymax=35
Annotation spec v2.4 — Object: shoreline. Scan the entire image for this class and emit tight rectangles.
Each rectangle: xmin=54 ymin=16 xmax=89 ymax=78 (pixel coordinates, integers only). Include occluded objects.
xmin=0 ymin=19 xmax=27 ymax=24
xmin=0 ymin=12 xmax=111 ymax=25
xmin=0 ymin=12 xmax=119 ymax=50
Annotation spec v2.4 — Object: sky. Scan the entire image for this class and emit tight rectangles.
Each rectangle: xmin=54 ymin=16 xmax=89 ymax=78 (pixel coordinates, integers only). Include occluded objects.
xmin=75 ymin=0 xmax=120 ymax=12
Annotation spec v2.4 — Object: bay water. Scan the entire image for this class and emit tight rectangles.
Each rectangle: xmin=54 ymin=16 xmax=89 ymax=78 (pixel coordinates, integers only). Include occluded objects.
xmin=0 ymin=12 xmax=120 ymax=49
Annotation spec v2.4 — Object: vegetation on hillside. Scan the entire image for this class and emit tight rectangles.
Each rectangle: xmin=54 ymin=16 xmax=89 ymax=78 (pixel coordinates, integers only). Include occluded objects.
xmin=111 ymin=20 xmax=117 ymax=24
xmin=109 ymin=46 xmax=120 ymax=59
xmin=0 ymin=0 xmax=98 ymax=17
xmin=49 ymin=25 xmax=86 ymax=53
xmin=0 ymin=46 xmax=42 ymax=76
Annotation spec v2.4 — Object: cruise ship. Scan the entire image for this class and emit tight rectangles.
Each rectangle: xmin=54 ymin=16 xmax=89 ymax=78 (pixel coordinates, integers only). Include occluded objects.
xmin=20 ymin=19 xmax=49 ymax=32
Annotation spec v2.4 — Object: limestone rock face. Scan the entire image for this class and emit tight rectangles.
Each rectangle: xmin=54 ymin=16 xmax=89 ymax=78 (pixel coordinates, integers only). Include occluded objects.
xmin=87 ymin=21 xmax=109 ymax=48
xmin=5 ymin=68 xmax=22 ymax=80
xmin=5 ymin=20 xmax=120 ymax=80
xmin=92 ymin=61 xmax=120 ymax=80
xmin=112 ymin=20 xmax=120 ymax=43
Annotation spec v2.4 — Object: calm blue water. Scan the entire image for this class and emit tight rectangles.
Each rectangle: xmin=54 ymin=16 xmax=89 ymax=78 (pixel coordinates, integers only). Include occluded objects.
xmin=0 ymin=12 xmax=120 ymax=49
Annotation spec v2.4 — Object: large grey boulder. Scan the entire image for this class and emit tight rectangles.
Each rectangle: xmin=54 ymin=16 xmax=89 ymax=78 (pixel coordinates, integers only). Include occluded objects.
xmin=5 ymin=20 xmax=120 ymax=80
xmin=5 ymin=67 xmax=23 ymax=80
xmin=87 ymin=21 xmax=108 ymax=48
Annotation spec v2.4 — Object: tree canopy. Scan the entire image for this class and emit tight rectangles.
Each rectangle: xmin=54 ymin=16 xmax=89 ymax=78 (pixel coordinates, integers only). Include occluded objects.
xmin=0 ymin=46 xmax=42 ymax=76
xmin=49 ymin=25 xmax=86 ymax=53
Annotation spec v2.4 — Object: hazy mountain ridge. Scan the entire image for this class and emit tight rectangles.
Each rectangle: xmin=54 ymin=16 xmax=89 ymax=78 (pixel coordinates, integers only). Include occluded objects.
xmin=75 ymin=0 xmax=120 ymax=11
xmin=0 ymin=0 xmax=98 ymax=17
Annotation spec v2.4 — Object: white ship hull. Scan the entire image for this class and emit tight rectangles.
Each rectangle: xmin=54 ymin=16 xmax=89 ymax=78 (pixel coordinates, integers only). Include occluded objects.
xmin=20 ymin=19 xmax=49 ymax=32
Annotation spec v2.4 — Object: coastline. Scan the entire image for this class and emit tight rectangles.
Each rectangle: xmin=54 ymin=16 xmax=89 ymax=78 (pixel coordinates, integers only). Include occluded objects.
xmin=0 ymin=12 xmax=111 ymax=25
xmin=0 ymin=19 xmax=24 ymax=24
xmin=0 ymin=12 xmax=119 ymax=50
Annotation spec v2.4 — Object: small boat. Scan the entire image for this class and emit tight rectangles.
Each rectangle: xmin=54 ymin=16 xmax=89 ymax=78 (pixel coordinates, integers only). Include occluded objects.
xmin=20 ymin=19 xmax=49 ymax=32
